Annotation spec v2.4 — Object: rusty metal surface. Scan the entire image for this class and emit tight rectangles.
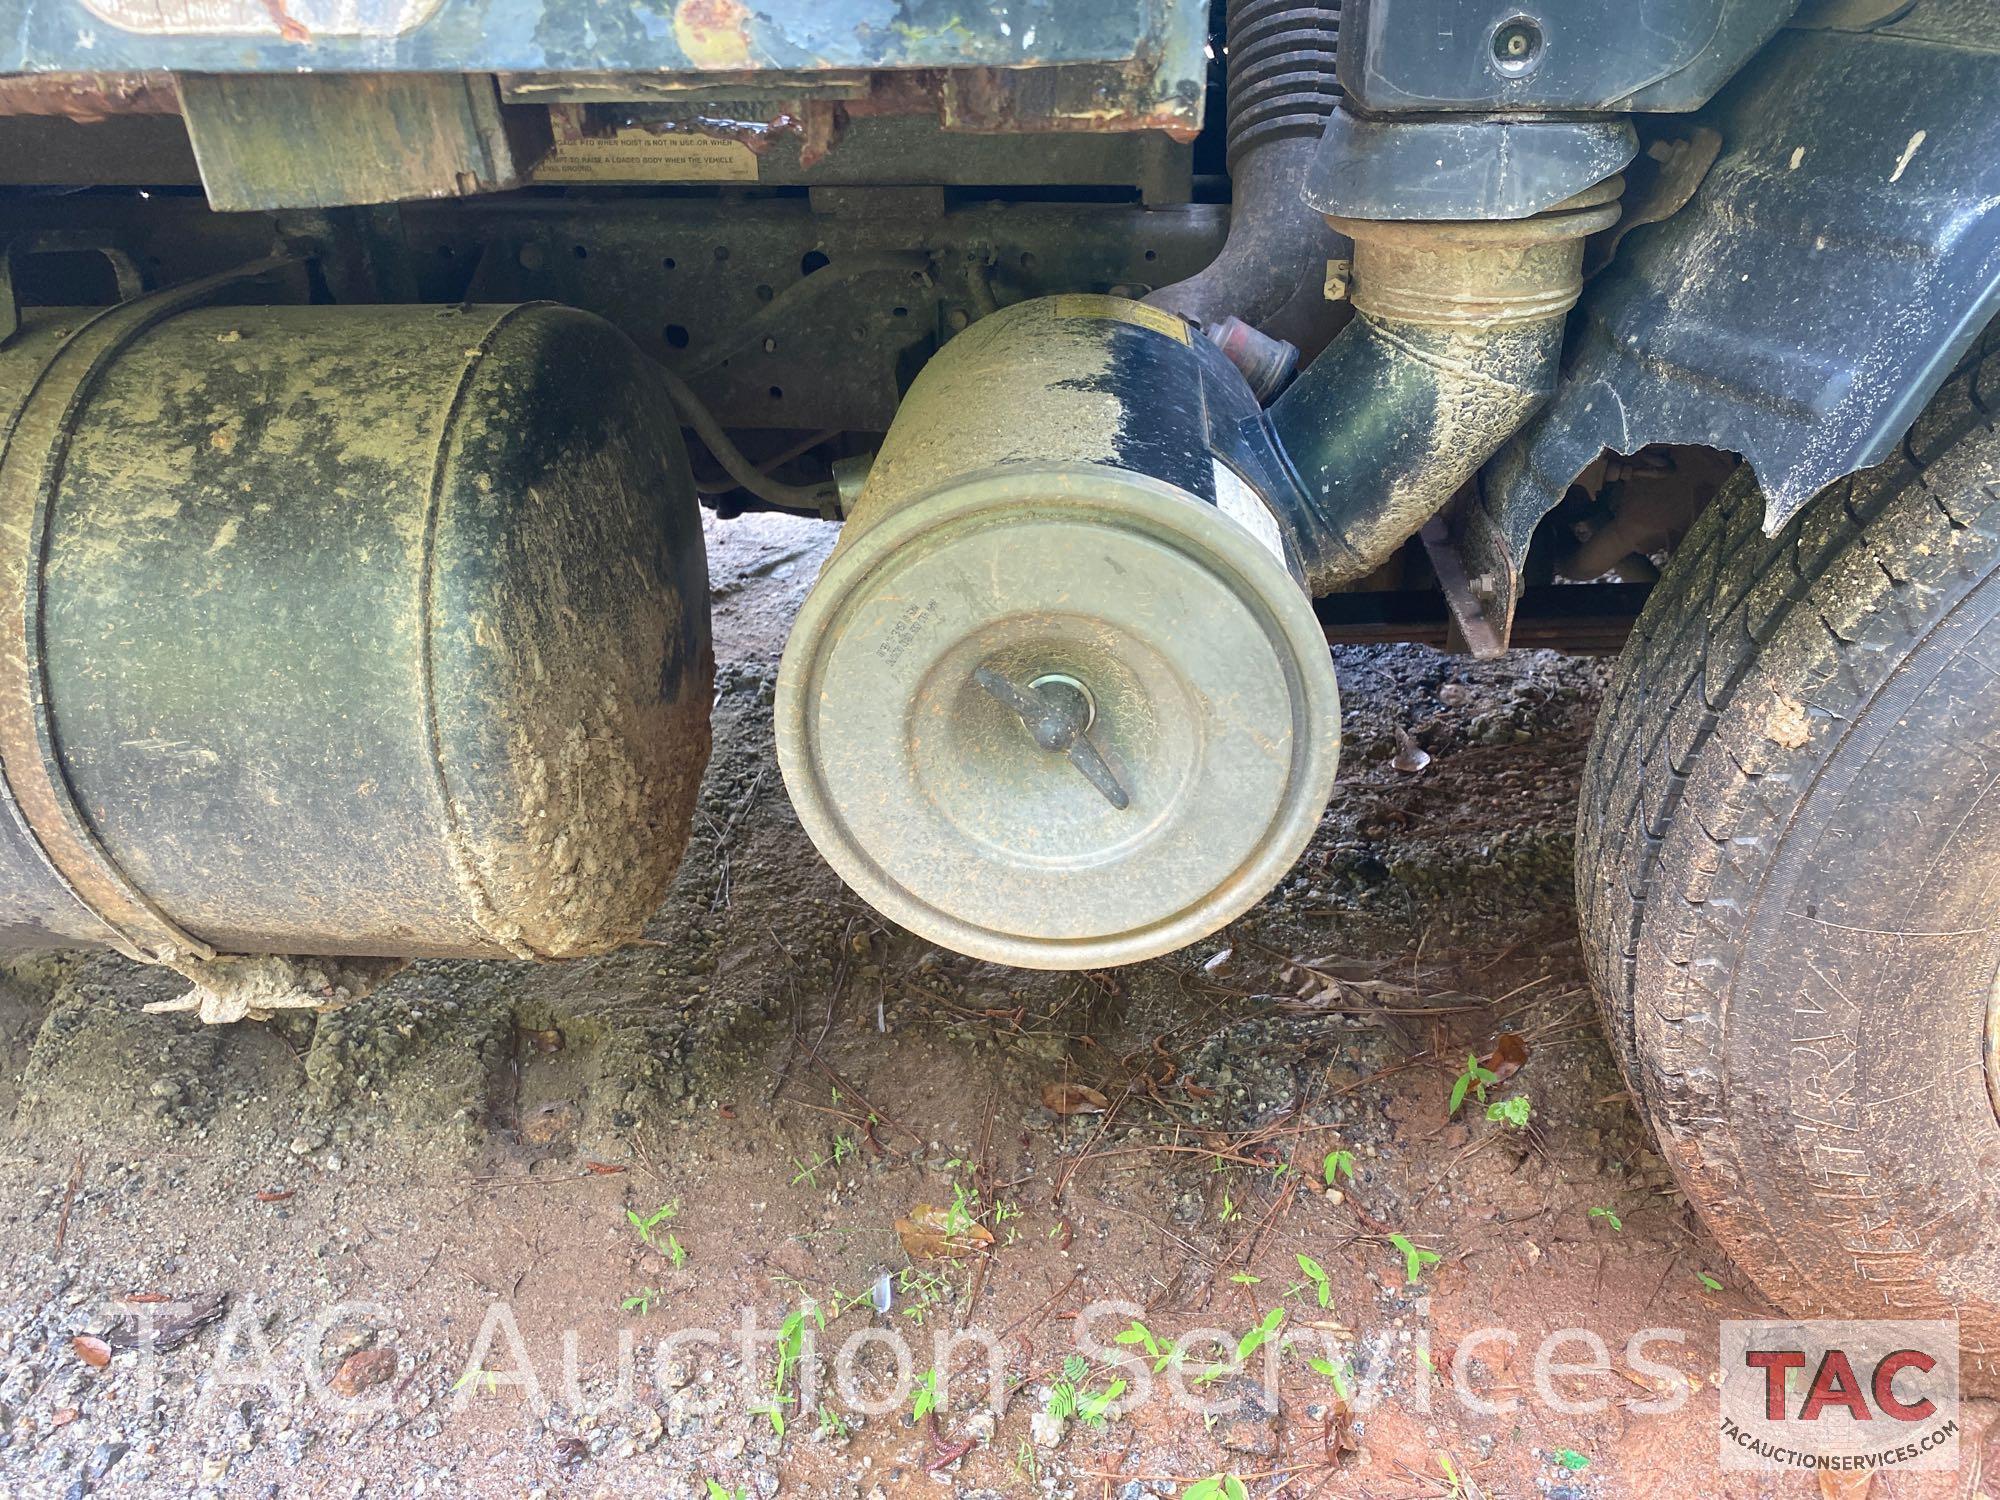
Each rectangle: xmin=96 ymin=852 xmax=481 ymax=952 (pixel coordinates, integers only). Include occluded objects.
xmin=1417 ymin=517 xmax=1505 ymax=660
xmin=933 ymin=61 xmax=1202 ymax=139
xmin=425 ymin=195 xmax=1229 ymax=433
xmin=0 ymin=70 xmax=177 ymax=117
xmin=513 ymin=57 xmax=1209 ymax=142
xmin=526 ymin=96 xmax=1191 ymax=197
xmin=0 ymin=0 xmax=1209 ymax=121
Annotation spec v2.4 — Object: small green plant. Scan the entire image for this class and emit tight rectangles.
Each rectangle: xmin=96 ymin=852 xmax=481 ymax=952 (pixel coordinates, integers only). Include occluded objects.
xmin=1184 ymin=1477 xmax=1248 ymax=1500
xmin=621 ymin=1286 xmax=665 ymax=1316
xmin=1194 ymin=1306 xmax=1288 ymax=1386
xmin=911 ymin=1366 xmax=940 ymax=1422
xmin=451 ymin=1366 xmax=500 ymax=1396
xmin=1045 ymin=1354 xmax=1126 ymax=1430
xmin=1294 ymin=1253 xmax=1334 ymax=1310
xmin=1228 ymin=1272 xmax=1261 ymax=1286
xmin=894 ymin=1265 xmax=955 ymax=1325
xmin=1236 ymin=1307 xmax=1286 ymax=1363
xmin=666 ymin=1232 xmax=688 ymax=1268
xmin=815 ymin=1403 xmax=850 ymax=1440
xmin=1388 ymin=1232 xmax=1441 ymax=1285
xmin=1114 ymin=1319 xmax=1181 ymax=1374
xmin=1698 ymin=1270 xmax=1723 ymax=1292
xmin=763 ymin=1300 xmax=826 ymax=1439
xmin=1218 ymin=1191 xmax=1242 ymax=1224
xmin=1307 ymin=1353 xmax=1354 ymax=1401
xmin=775 ymin=1307 xmax=811 ymax=1388
xmin=1437 ymin=1450 xmax=1464 ymax=1498
xmin=1012 ymin=1438 xmax=1041 ymax=1485
xmin=1588 ymin=1206 xmax=1622 ymax=1231
xmin=1448 ymin=1053 xmax=1498 ymax=1117
xmin=1554 ymin=1448 xmax=1590 ymax=1472
xmin=627 ymin=1199 xmax=680 ymax=1253
xmin=941 ymin=1177 xmax=981 ymax=1238
xmin=1486 ymin=1094 xmax=1531 ymax=1128
xmin=1053 ymin=1355 xmax=1084 ymax=1399
xmin=705 ymin=1481 xmax=745 ymax=1500
xmin=1322 ymin=1149 xmax=1356 ymax=1186
xmin=790 ymin=1134 xmax=857 ymax=1189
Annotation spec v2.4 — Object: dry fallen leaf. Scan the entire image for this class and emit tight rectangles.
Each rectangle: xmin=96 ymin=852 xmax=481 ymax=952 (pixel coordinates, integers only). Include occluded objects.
xmin=255 ymin=1189 xmax=295 ymax=1203
xmin=895 ymin=1204 xmax=995 ymax=1260
xmin=71 ymin=1335 xmax=111 ymax=1368
xmin=1040 ymin=1082 xmax=1109 ymax=1116
xmin=1314 ymin=1392 xmax=1359 ymax=1456
xmin=583 ymin=1161 xmax=627 ymax=1176
xmin=330 ymin=1347 xmax=399 ymax=1397
xmin=521 ymin=1026 xmax=565 ymax=1054
xmin=1481 ymin=1032 xmax=1530 ymax=1084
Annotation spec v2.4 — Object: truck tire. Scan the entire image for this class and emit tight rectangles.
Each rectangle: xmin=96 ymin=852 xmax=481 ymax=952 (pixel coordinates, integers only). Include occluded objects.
xmin=1578 ymin=336 xmax=2000 ymax=1378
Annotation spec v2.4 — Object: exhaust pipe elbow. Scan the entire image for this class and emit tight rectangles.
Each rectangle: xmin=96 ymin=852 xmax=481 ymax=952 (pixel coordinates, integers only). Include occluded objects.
xmin=1268 ymin=178 xmax=1623 ymax=592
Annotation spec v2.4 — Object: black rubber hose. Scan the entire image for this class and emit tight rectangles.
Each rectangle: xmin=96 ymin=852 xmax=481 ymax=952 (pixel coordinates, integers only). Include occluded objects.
xmin=1224 ymin=0 xmax=1342 ymax=167
xmin=1146 ymin=0 xmax=1344 ymax=334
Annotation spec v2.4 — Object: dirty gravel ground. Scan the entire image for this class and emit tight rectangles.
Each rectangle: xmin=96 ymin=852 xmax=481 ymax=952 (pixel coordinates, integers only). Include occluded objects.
xmin=0 ymin=512 xmax=1990 ymax=1500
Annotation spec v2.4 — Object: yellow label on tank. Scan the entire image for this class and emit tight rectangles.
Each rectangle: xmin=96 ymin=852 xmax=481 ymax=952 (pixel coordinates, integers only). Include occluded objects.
xmin=1050 ymin=294 xmax=1190 ymax=344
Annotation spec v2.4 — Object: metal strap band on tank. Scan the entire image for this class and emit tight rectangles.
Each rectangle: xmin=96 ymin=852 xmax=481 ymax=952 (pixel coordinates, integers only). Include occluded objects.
xmin=0 ymin=258 xmax=295 ymax=965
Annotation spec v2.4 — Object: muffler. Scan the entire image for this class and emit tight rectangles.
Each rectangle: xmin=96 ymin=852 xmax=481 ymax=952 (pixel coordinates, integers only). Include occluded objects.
xmin=0 ymin=287 xmax=712 ymax=978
